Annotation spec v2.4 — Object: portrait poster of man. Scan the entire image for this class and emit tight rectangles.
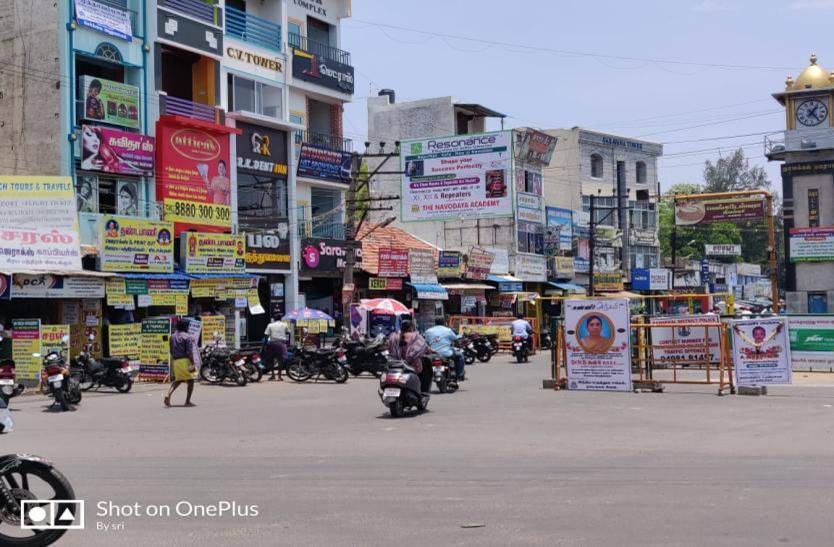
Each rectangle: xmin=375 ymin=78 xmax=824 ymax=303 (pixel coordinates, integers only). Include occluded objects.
xmin=731 ymin=317 xmax=792 ymax=386
xmin=564 ymin=298 xmax=632 ymax=391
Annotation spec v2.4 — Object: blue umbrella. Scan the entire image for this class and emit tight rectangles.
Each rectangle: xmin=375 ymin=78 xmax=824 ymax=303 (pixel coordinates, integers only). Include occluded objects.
xmin=282 ymin=307 xmax=334 ymax=322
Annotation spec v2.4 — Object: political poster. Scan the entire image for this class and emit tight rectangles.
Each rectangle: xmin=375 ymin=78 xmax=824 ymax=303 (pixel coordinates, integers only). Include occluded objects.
xmin=79 ymin=76 xmax=139 ymax=129
xmin=731 ymin=317 xmax=792 ymax=386
xmin=12 ymin=319 xmax=41 ymax=382
xmin=108 ymin=323 xmax=141 ymax=357
xmin=101 ymin=217 xmax=174 ymax=272
xmin=0 ymin=177 xmax=82 ymax=271
xmin=181 ymin=232 xmax=246 ymax=274
xmin=139 ymin=318 xmax=171 ymax=380
xmin=649 ymin=315 xmax=721 ymax=365
xmin=401 ymin=131 xmax=513 ymax=221
xmin=564 ymin=299 xmax=632 ymax=391
xmin=788 ymin=316 xmax=834 ymax=370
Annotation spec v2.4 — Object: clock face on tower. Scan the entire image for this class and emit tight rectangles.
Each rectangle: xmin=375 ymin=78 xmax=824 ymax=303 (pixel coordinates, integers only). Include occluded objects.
xmin=796 ymin=99 xmax=829 ymax=127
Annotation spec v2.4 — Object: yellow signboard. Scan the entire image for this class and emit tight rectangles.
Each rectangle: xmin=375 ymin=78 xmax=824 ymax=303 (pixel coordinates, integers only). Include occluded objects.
xmin=593 ymin=272 xmax=624 ymax=292
xmin=181 ymin=232 xmax=246 ymax=274
xmin=108 ymin=323 xmax=141 ymax=357
xmin=107 ymin=292 xmax=134 ymax=308
xmin=106 ymin=277 xmax=126 ymax=295
xmin=200 ymin=315 xmax=226 ymax=346
xmin=40 ymin=325 xmax=71 ymax=356
xmin=175 ymin=293 xmax=188 ymax=316
xmin=12 ymin=319 xmax=41 ymax=381
xmin=163 ymin=198 xmax=231 ymax=228
xmin=101 ymin=216 xmax=175 ymax=272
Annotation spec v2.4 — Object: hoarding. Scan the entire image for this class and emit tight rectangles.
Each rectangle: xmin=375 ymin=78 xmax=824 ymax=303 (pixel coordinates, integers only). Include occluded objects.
xmin=731 ymin=317 xmax=792 ymax=386
xmin=181 ymin=232 xmax=246 ymax=274
xmin=650 ymin=315 xmax=721 ymax=365
xmin=705 ymin=243 xmax=742 ymax=257
xmin=789 ymin=227 xmax=834 ymax=262
xmin=515 ymin=253 xmax=547 ymax=282
xmin=74 ymin=0 xmax=133 ymax=40
xmin=0 ymin=176 xmax=82 ymax=271
xmin=79 ymin=76 xmax=139 ymax=129
xmin=564 ymin=299 xmax=632 ymax=391
xmin=11 ymin=274 xmax=105 ymax=299
xmin=408 ymin=248 xmax=437 ymax=284
xmin=101 ymin=217 xmax=174 ymax=273
xmin=297 ymin=143 xmax=352 ymax=183
xmin=593 ymin=272 xmax=624 ymax=292
xmin=80 ymin=125 xmax=154 ymax=176
xmin=513 ymin=129 xmax=557 ymax=165
xmin=291 ymin=49 xmax=355 ymax=94
xmin=631 ymin=268 xmax=671 ymax=291
xmin=401 ymin=131 xmax=512 ymax=221
xmin=378 ymin=248 xmax=408 ymax=278
xmin=788 ymin=315 xmax=834 ymax=369
xmin=546 ymin=207 xmax=573 ymax=251
xmin=245 ymin=230 xmax=291 ymax=272
xmin=12 ymin=319 xmax=41 ymax=381
xmin=465 ymin=247 xmax=494 ymax=280
xmin=236 ymin=123 xmax=288 ymax=178
xmin=674 ymin=197 xmax=765 ymax=226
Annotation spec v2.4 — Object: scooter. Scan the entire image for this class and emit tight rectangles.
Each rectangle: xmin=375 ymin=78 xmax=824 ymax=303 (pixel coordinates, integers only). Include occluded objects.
xmin=38 ymin=336 xmax=82 ymax=411
xmin=512 ymin=335 xmax=530 ymax=363
xmin=0 ymin=359 xmax=24 ymax=406
xmin=379 ymin=359 xmax=430 ymax=417
xmin=429 ymin=352 xmax=458 ymax=394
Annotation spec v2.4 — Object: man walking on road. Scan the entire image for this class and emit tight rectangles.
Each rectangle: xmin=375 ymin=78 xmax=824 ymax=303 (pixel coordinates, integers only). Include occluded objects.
xmin=165 ymin=318 xmax=199 ymax=407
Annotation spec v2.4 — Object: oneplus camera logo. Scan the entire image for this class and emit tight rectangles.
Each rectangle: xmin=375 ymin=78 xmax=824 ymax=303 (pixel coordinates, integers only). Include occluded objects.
xmin=20 ymin=500 xmax=84 ymax=530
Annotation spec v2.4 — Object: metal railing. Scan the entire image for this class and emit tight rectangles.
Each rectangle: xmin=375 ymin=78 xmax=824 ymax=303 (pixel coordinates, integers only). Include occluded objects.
xmin=225 ymin=6 xmax=281 ymax=52
xmin=287 ymin=32 xmax=351 ymax=66
xmin=303 ymin=130 xmax=353 ymax=152
xmin=158 ymin=0 xmax=220 ymax=26
xmin=160 ymin=93 xmax=220 ymax=124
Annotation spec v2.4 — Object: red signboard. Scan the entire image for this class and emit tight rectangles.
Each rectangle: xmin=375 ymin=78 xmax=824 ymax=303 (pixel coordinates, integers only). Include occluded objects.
xmin=81 ymin=125 xmax=155 ymax=176
xmin=156 ymin=118 xmax=236 ymax=234
xmin=675 ymin=198 xmax=765 ymax=226
xmin=378 ymin=248 xmax=408 ymax=277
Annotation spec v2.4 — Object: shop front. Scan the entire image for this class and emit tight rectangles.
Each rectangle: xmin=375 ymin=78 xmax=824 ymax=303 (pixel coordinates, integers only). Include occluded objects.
xmin=300 ymin=237 xmax=359 ymax=326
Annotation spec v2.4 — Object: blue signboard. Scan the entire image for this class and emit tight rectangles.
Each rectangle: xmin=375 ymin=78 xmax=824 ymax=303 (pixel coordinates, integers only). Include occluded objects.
xmin=297 ymin=143 xmax=352 ymax=184
xmin=631 ymin=268 xmax=650 ymax=291
xmin=498 ymin=282 xmax=523 ymax=293
xmin=545 ymin=207 xmax=573 ymax=251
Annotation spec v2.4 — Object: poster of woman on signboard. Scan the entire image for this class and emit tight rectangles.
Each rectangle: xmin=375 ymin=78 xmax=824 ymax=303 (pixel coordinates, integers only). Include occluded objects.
xmin=576 ymin=313 xmax=615 ymax=354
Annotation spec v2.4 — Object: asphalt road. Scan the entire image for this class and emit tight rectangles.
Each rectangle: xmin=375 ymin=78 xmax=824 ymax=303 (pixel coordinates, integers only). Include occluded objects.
xmin=5 ymin=352 xmax=834 ymax=547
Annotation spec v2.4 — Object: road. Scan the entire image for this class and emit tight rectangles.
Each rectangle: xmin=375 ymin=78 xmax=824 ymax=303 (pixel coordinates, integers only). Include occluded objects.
xmin=5 ymin=352 xmax=834 ymax=546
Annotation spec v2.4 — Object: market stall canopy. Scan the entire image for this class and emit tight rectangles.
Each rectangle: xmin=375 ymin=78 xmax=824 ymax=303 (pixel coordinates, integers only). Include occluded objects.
xmin=357 ymin=223 xmax=439 ymax=276
xmin=283 ymin=307 xmax=334 ymax=321
xmin=440 ymin=283 xmax=495 ymax=291
xmin=408 ymin=282 xmax=449 ymax=301
xmin=359 ymin=298 xmax=410 ymax=315
xmin=547 ymin=282 xmax=586 ymax=294
xmin=487 ymin=274 xmax=523 ymax=283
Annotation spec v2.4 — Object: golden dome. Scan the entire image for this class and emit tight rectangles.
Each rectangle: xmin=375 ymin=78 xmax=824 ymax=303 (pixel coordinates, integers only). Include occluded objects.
xmin=791 ymin=53 xmax=833 ymax=90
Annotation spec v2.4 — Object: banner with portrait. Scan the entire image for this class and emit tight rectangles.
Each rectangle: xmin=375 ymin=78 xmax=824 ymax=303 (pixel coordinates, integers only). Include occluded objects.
xmin=564 ymin=299 xmax=632 ymax=391
xmin=731 ymin=317 xmax=792 ymax=386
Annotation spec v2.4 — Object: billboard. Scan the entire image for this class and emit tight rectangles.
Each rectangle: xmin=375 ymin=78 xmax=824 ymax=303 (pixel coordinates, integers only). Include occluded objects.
xmin=650 ymin=315 xmax=721 ymax=365
xmin=789 ymin=315 xmax=834 ymax=369
xmin=181 ymin=233 xmax=246 ymax=274
xmin=564 ymin=299 xmax=632 ymax=391
xmin=437 ymin=251 xmax=462 ymax=278
xmin=79 ymin=76 xmax=139 ymax=129
xmin=74 ymin=0 xmax=132 ymax=40
xmin=789 ymin=227 xmax=834 ymax=262
xmin=401 ymin=131 xmax=512 ymax=221
xmin=245 ymin=230 xmax=291 ymax=272
xmin=291 ymin=49 xmax=355 ymax=94
xmin=674 ymin=197 xmax=765 ymax=226
xmin=297 ymin=143 xmax=352 ymax=183
xmin=515 ymin=253 xmax=547 ymax=282
xmin=513 ymin=129 xmax=557 ymax=166
xmin=705 ymin=243 xmax=741 ymax=257
xmin=80 ymin=126 xmax=154 ymax=176
xmin=408 ymin=249 xmax=437 ymax=284
xmin=465 ymin=247 xmax=495 ymax=280
xmin=378 ymin=248 xmax=408 ymax=278
xmin=101 ymin=217 xmax=174 ymax=273
xmin=546 ymin=207 xmax=573 ymax=252
xmin=236 ymin=123 xmax=288 ymax=178
xmin=631 ymin=268 xmax=671 ymax=291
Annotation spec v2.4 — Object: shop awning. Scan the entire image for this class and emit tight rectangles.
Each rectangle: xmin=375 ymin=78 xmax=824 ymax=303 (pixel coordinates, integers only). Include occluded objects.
xmin=2 ymin=269 xmax=117 ymax=278
xmin=487 ymin=274 xmax=523 ymax=283
xmin=440 ymin=283 xmax=495 ymax=291
xmin=547 ymin=282 xmax=586 ymax=294
xmin=408 ymin=283 xmax=449 ymax=301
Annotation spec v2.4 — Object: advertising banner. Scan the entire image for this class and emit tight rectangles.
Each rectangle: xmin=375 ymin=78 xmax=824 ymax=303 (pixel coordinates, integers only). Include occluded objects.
xmin=513 ymin=129 xmax=557 ymax=166
xmin=401 ymin=131 xmax=512 ymax=221
xmin=11 ymin=274 xmax=105 ymax=298
xmin=788 ymin=315 xmax=834 ymax=369
xmin=789 ymin=227 xmax=834 ymax=262
xmin=200 ymin=315 xmax=226 ymax=346
xmin=140 ymin=318 xmax=171 ymax=379
xmin=101 ymin=216 xmax=174 ymax=272
xmin=631 ymin=268 xmax=671 ymax=291
xmin=291 ymin=49 xmax=355 ymax=94
xmin=705 ymin=243 xmax=742 ymax=257
xmin=650 ymin=315 xmax=721 ymax=365
xmin=12 ymin=319 xmax=40 ymax=381
xmin=297 ymin=143 xmax=352 ymax=183
xmin=546 ymin=207 xmax=573 ymax=251
xmin=108 ymin=323 xmax=141 ymax=357
xmin=593 ymin=272 xmax=624 ymax=292
xmin=74 ymin=0 xmax=133 ymax=40
xmin=378 ymin=248 xmax=409 ymax=278
xmin=236 ymin=122 xmax=288 ymax=178
xmin=564 ymin=299 xmax=632 ymax=391
xmin=0 ymin=176 xmax=82 ymax=271
xmin=245 ymin=230 xmax=291 ymax=272
xmin=301 ymin=238 xmax=360 ymax=274
xmin=40 ymin=325 xmax=70 ymax=360
xmin=408 ymin=249 xmax=437 ymax=284
xmin=465 ymin=247 xmax=495 ymax=280
xmin=156 ymin=121 xmax=233 ymax=233
xmin=516 ymin=192 xmax=544 ymax=224
xmin=79 ymin=76 xmax=139 ymax=129
xmin=515 ymin=253 xmax=547 ymax=282
xmin=369 ymin=277 xmax=403 ymax=291
xmin=674 ymin=197 xmax=765 ymax=226
xmin=81 ymin=126 xmax=154 ymax=176
xmin=731 ymin=317 xmax=792 ymax=385
xmin=437 ymin=251 xmax=462 ymax=278
xmin=181 ymin=232 xmax=246 ymax=274
xmin=553 ymin=256 xmax=575 ymax=279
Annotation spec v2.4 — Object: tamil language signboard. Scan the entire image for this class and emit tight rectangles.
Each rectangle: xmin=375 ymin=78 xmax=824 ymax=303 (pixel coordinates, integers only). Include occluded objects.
xmin=101 ymin=217 xmax=174 ymax=273
xmin=74 ymin=0 xmax=133 ymax=40
xmin=378 ymin=248 xmax=408 ymax=278
xmin=789 ymin=227 xmax=834 ymax=262
xmin=465 ymin=247 xmax=494 ymax=280
xmin=731 ymin=317 xmax=792 ymax=386
xmin=81 ymin=126 xmax=154 ymax=176
xmin=437 ymin=251 xmax=462 ymax=278
xmin=80 ymin=76 xmax=139 ymax=129
xmin=705 ymin=244 xmax=742 ymax=257
xmin=675 ymin=197 xmax=765 ymax=226
xmin=408 ymin=248 xmax=437 ymax=284
xmin=181 ymin=233 xmax=246 ymax=274
xmin=564 ymin=299 xmax=631 ymax=391
xmin=401 ymin=131 xmax=512 ymax=221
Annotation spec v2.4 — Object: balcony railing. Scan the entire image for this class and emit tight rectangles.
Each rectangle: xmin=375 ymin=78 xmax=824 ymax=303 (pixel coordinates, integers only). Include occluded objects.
xmin=288 ymin=32 xmax=351 ymax=66
xmin=158 ymin=0 xmax=221 ymax=26
xmin=225 ymin=6 xmax=281 ymax=52
xmin=303 ymin=130 xmax=353 ymax=152
xmin=159 ymin=93 xmax=222 ymax=124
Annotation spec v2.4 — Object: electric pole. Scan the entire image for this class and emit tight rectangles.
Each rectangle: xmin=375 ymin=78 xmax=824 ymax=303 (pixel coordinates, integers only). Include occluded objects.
xmin=589 ymin=193 xmax=596 ymax=296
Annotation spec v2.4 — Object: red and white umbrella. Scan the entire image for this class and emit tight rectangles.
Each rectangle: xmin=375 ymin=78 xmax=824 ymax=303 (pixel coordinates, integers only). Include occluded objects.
xmin=359 ymin=298 xmax=410 ymax=315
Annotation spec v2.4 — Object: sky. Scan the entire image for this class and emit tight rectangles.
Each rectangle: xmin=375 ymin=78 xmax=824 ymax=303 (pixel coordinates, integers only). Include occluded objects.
xmin=341 ymin=0 xmax=834 ymax=195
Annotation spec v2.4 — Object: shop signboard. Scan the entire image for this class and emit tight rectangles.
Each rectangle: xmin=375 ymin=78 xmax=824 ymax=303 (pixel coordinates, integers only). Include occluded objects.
xmin=515 ymin=253 xmax=547 ymax=282
xmin=516 ymin=192 xmax=544 ymax=224
xmin=139 ymin=318 xmax=171 ymax=380
xmin=484 ymin=247 xmax=509 ymax=275
xmin=513 ymin=129 xmax=557 ymax=166
xmin=40 ymin=324 xmax=70 ymax=358
xmin=650 ymin=315 xmax=721 ymax=365
xmin=673 ymin=270 xmax=701 ymax=288
xmin=408 ymin=249 xmax=437 ymax=284
xmin=465 ymin=247 xmax=495 ymax=280
xmin=236 ymin=123 xmax=288 ymax=177
xmin=224 ymin=39 xmax=284 ymax=81
xmin=101 ymin=216 xmax=174 ymax=273
xmin=705 ymin=243 xmax=741 ymax=257
xmin=498 ymin=282 xmax=523 ymax=293
xmin=564 ymin=299 xmax=632 ymax=391
xmin=297 ymin=143 xmax=352 ymax=183
xmin=300 ymin=238 xmax=361 ymax=273
xmin=731 ymin=317 xmax=792 ymax=386
xmin=291 ymin=49 xmax=355 ymax=94
xmin=437 ymin=251 xmax=462 ymax=278
xmin=80 ymin=126 xmax=154 ymax=176
xmin=573 ymin=256 xmax=589 ymax=274
xmin=378 ymin=248 xmax=408 ymax=278
xmin=674 ymin=197 xmax=765 ymax=226
xmin=11 ymin=274 xmax=105 ymax=298
xmin=369 ymin=277 xmax=403 ymax=291
xmin=155 ymin=120 xmax=233 ymax=234
xmin=789 ymin=227 xmax=834 ymax=262
xmin=245 ymin=230 xmax=291 ymax=272
xmin=0 ymin=176 xmax=82 ymax=271
xmin=545 ymin=207 xmax=573 ymax=251
xmin=181 ymin=232 xmax=246 ymax=274
xmin=631 ymin=268 xmax=671 ymax=291
xmin=735 ymin=263 xmax=761 ymax=277
xmin=12 ymin=319 xmax=41 ymax=381
xmin=788 ymin=315 xmax=834 ymax=369
xmin=401 ymin=131 xmax=513 ymax=222
xmin=156 ymin=9 xmax=223 ymax=57
xmin=200 ymin=315 xmax=226 ymax=346
xmin=79 ymin=76 xmax=139 ymax=129
xmin=552 ymin=256 xmax=575 ymax=279
xmin=593 ymin=272 xmax=623 ymax=292
xmin=74 ymin=0 xmax=133 ymax=40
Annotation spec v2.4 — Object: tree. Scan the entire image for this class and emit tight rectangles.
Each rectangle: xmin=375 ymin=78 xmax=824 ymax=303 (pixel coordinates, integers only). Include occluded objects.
xmin=702 ymin=148 xmax=771 ymax=193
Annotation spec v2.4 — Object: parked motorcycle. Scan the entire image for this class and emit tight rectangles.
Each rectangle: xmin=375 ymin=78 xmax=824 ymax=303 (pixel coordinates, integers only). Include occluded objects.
xmin=379 ymin=359 xmax=430 ymax=417
xmin=0 ymin=454 xmax=76 ymax=545
xmin=429 ymin=352 xmax=458 ymax=394
xmin=286 ymin=346 xmax=348 ymax=383
xmin=456 ymin=338 xmax=477 ymax=365
xmin=512 ymin=335 xmax=530 ymax=363
xmin=462 ymin=333 xmax=494 ymax=363
xmin=236 ymin=351 xmax=263 ymax=383
xmin=540 ymin=330 xmax=553 ymax=351
xmin=339 ymin=334 xmax=389 ymax=377
xmin=38 ymin=336 xmax=82 ymax=411
xmin=0 ymin=359 xmax=24 ymax=406
xmin=200 ymin=335 xmax=247 ymax=386
xmin=71 ymin=334 xmax=134 ymax=393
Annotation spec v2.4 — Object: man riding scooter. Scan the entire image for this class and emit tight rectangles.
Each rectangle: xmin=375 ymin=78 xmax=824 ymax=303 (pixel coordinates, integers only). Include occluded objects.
xmin=511 ymin=313 xmax=534 ymax=353
xmin=424 ymin=316 xmax=466 ymax=381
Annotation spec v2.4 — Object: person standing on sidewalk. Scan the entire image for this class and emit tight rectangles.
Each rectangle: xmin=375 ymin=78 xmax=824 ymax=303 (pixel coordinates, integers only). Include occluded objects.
xmin=165 ymin=318 xmax=199 ymax=407
xmin=263 ymin=316 xmax=289 ymax=381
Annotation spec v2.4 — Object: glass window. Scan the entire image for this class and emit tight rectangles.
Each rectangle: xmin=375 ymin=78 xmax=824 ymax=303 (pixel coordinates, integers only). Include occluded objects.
xmin=636 ymin=161 xmax=647 ymax=183
xmin=237 ymin=173 xmax=288 ymax=230
xmin=75 ymin=172 xmax=146 ymax=216
xmin=228 ymin=75 xmax=283 ymax=119
xmin=288 ymin=22 xmax=302 ymax=47
xmin=261 ymin=84 xmax=282 ymax=119
xmin=231 ymin=76 xmax=255 ymax=113
xmin=590 ymin=153 xmax=603 ymax=178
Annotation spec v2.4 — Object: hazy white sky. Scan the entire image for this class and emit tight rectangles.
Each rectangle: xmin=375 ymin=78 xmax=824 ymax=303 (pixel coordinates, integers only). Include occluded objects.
xmin=341 ymin=0 xmax=834 ymax=194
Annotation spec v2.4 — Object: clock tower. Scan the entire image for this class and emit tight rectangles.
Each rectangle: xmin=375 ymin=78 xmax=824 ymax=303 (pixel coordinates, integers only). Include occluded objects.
xmin=767 ymin=54 xmax=834 ymax=314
